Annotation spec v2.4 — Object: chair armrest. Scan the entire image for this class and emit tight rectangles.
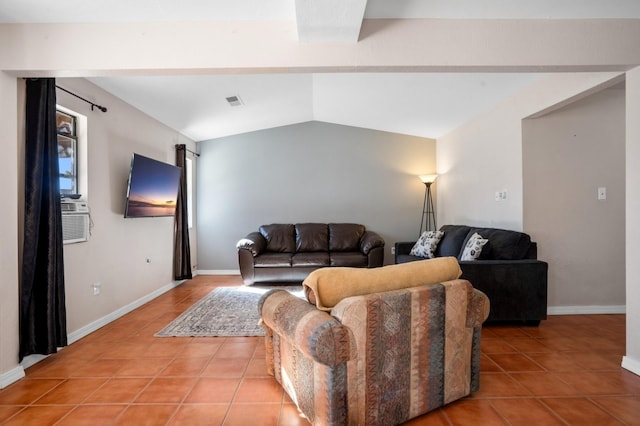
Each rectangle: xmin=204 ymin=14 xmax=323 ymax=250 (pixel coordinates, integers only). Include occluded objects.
xmin=360 ymin=230 xmax=385 ymax=255
xmin=236 ymin=231 xmax=266 ymax=256
xmin=467 ymin=289 xmax=490 ymax=328
xmin=259 ymin=290 xmax=355 ymax=367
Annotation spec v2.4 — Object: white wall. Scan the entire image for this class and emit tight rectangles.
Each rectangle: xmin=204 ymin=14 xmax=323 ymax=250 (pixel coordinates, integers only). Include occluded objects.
xmin=0 ymin=73 xmax=21 ymax=387
xmin=624 ymin=66 xmax=640 ymax=375
xmin=523 ymin=87 xmax=625 ymax=311
xmin=0 ymin=76 xmax=198 ymax=387
xmin=197 ymin=121 xmax=436 ymax=270
xmin=437 ymin=72 xmax=623 ymax=230
xmin=50 ymin=78 xmax=198 ymax=333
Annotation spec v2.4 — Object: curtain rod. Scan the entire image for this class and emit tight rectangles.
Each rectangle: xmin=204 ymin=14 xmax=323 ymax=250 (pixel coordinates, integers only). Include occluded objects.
xmin=55 ymin=85 xmax=107 ymax=112
xmin=176 ymin=144 xmax=200 ymax=157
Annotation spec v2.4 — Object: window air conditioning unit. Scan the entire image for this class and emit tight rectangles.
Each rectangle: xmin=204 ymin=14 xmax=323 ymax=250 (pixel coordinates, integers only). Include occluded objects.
xmin=61 ymin=200 xmax=90 ymax=244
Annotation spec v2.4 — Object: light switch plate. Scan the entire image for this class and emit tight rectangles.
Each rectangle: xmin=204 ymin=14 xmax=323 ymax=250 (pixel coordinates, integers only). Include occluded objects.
xmin=598 ymin=187 xmax=606 ymax=200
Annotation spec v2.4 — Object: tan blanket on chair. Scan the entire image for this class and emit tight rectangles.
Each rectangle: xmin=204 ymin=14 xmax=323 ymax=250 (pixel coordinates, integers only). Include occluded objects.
xmin=303 ymin=257 xmax=462 ymax=311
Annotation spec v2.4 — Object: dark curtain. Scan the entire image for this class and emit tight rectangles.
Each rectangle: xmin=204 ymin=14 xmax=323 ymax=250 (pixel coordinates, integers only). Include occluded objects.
xmin=20 ymin=78 xmax=67 ymax=361
xmin=174 ymin=144 xmax=193 ymax=280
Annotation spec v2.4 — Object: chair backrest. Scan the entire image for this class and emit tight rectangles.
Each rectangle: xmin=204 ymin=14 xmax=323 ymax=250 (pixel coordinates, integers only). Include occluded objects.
xmin=331 ymin=279 xmax=485 ymax=424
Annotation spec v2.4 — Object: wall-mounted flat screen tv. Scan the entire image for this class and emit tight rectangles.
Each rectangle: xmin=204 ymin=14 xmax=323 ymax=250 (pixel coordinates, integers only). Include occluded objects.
xmin=124 ymin=153 xmax=181 ymax=218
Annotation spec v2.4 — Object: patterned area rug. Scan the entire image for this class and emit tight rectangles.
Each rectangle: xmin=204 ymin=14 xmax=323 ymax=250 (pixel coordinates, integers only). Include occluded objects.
xmin=155 ymin=285 xmax=305 ymax=337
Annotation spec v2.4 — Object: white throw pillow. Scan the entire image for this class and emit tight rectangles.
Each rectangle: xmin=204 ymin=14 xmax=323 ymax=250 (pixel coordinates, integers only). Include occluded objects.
xmin=410 ymin=231 xmax=444 ymax=258
xmin=460 ymin=232 xmax=488 ymax=261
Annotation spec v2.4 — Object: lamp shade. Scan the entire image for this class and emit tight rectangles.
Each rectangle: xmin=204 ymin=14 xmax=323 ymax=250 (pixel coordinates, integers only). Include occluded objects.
xmin=419 ymin=174 xmax=438 ymax=184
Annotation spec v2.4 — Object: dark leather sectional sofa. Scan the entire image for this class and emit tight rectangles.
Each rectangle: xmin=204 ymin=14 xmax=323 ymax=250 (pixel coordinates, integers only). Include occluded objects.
xmin=395 ymin=224 xmax=548 ymax=325
xmin=237 ymin=223 xmax=385 ymax=285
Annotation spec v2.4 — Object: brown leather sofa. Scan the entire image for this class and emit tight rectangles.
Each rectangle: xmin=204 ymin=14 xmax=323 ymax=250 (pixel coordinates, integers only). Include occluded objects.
xmin=236 ymin=223 xmax=385 ymax=285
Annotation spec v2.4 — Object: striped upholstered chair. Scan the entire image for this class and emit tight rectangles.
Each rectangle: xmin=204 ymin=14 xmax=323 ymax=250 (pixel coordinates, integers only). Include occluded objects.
xmin=258 ymin=258 xmax=490 ymax=425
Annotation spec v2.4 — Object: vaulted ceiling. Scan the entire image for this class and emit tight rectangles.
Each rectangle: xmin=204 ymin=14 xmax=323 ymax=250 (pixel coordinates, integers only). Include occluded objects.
xmin=2 ymin=0 xmax=639 ymax=141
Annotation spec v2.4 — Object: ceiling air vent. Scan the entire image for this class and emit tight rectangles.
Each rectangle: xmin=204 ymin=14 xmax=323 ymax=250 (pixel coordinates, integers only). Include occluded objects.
xmin=225 ymin=96 xmax=243 ymax=107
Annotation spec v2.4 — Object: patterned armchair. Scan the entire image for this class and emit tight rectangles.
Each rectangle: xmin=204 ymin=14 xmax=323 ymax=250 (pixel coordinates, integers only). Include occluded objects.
xmin=258 ymin=277 xmax=489 ymax=425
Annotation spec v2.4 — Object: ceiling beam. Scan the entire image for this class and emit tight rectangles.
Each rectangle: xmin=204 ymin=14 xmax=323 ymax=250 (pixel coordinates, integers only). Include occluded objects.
xmin=295 ymin=0 xmax=368 ymax=42
xmin=2 ymin=19 xmax=640 ymax=76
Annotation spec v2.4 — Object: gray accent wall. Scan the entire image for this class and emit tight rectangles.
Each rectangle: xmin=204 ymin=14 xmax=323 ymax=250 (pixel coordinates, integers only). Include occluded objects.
xmin=196 ymin=121 xmax=436 ymax=270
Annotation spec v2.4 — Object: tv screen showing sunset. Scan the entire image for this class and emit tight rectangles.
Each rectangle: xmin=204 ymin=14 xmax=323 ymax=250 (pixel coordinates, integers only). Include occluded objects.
xmin=124 ymin=154 xmax=181 ymax=218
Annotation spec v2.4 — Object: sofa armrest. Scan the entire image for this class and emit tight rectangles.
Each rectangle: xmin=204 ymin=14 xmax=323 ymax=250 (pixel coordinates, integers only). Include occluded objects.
xmin=458 ymin=259 xmax=548 ymax=323
xmin=259 ymin=290 xmax=355 ymax=366
xmin=236 ymin=231 xmax=266 ymax=256
xmin=394 ymin=241 xmax=416 ymax=262
xmin=360 ymin=230 xmax=385 ymax=255
xmin=367 ymin=246 xmax=385 ymax=267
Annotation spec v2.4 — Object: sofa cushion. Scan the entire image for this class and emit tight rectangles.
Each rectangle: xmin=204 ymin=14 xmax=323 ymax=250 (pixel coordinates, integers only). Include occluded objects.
xmin=303 ymin=257 xmax=462 ymax=311
xmin=435 ymin=225 xmax=471 ymax=257
xmin=292 ymin=252 xmax=330 ymax=267
xmin=395 ymin=253 xmax=425 ymax=264
xmin=330 ymin=252 xmax=368 ymax=267
xmin=329 ymin=223 xmax=365 ymax=252
xmin=295 ymin=223 xmax=329 ymax=252
xmin=259 ymin=224 xmax=296 ymax=253
xmin=254 ymin=253 xmax=293 ymax=267
xmin=410 ymin=230 xmax=444 ymax=258
xmin=466 ymin=227 xmax=532 ymax=260
xmin=460 ymin=232 xmax=489 ymax=261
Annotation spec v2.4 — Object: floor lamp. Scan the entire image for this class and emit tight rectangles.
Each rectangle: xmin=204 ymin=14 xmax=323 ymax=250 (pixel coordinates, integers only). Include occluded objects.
xmin=418 ymin=174 xmax=437 ymax=236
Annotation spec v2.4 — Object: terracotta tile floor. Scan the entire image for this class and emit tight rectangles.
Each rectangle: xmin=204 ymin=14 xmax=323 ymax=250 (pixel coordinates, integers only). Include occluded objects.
xmin=2 ymin=275 xmax=639 ymax=425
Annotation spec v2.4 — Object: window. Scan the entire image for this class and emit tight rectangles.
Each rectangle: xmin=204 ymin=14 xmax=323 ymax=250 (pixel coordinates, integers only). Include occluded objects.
xmin=56 ymin=110 xmax=78 ymax=195
xmin=186 ymin=157 xmax=193 ymax=228
xmin=56 ymin=106 xmax=87 ymax=199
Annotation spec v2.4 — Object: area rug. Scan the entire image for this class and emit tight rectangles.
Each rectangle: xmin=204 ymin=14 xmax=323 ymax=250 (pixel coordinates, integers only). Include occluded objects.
xmin=155 ymin=285 xmax=305 ymax=337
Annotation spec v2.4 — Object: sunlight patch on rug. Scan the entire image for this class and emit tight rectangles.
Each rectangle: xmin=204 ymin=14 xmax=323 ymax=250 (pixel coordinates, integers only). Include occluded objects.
xmin=155 ymin=285 xmax=305 ymax=337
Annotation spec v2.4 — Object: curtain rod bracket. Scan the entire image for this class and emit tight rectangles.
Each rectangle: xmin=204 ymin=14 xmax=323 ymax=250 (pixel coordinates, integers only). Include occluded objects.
xmin=176 ymin=144 xmax=200 ymax=157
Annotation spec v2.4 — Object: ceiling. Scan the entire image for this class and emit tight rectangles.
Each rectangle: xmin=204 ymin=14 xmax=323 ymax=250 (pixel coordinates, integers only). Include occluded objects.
xmin=2 ymin=0 xmax=639 ymax=141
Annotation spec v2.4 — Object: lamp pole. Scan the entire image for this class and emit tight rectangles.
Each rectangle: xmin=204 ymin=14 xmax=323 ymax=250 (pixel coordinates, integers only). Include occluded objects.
xmin=418 ymin=175 xmax=437 ymax=236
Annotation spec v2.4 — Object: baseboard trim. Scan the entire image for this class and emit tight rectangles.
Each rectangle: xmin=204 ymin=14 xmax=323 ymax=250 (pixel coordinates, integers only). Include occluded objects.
xmin=622 ymin=356 xmax=640 ymax=376
xmin=0 ymin=366 xmax=25 ymax=389
xmin=197 ymin=269 xmax=240 ymax=275
xmin=66 ymin=279 xmax=186 ymax=344
xmin=12 ymin=279 xmax=187 ymax=388
xmin=548 ymin=305 xmax=626 ymax=315
xmin=19 ymin=354 xmax=49 ymax=371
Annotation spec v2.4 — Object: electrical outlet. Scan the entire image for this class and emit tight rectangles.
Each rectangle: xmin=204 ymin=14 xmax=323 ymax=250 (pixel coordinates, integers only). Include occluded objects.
xmin=145 ymin=258 xmax=151 ymax=264
xmin=391 ymin=246 xmax=396 ymax=255
xmin=494 ymin=190 xmax=508 ymax=201
xmin=92 ymin=282 xmax=101 ymax=296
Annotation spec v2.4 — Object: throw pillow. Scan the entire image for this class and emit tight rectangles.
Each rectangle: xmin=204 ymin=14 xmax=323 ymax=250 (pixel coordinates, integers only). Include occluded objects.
xmin=460 ymin=232 xmax=488 ymax=261
xmin=410 ymin=230 xmax=445 ymax=258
